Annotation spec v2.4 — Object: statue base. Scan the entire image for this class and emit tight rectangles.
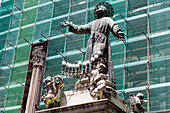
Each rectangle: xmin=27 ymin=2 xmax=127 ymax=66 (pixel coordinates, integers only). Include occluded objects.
xmin=36 ymin=88 xmax=128 ymax=113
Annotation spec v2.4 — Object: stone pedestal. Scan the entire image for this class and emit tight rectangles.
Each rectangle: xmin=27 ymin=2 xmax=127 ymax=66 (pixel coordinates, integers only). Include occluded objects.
xmin=36 ymin=89 xmax=127 ymax=113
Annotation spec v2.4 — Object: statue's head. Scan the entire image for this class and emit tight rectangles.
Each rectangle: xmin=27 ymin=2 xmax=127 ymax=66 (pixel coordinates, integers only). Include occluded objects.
xmin=129 ymin=93 xmax=135 ymax=99
xmin=136 ymin=93 xmax=144 ymax=100
xmin=97 ymin=63 xmax=106 ymax=73
xmin=94 ymin=2 xmax=114 ymax=19
xmin=45 ymin=76 xmax=53 ymax=83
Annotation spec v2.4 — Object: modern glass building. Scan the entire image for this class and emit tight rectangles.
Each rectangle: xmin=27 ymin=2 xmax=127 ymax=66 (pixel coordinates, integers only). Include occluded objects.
xmin=0 ymin=0 xmax=170 ymax=112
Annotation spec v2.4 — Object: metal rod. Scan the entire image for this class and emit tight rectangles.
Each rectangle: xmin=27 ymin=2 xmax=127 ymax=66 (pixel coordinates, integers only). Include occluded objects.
xmin=121 ymin=91 xmax=125 ymax=99
xmin=4 ymin=87 xmax=8 ymax=90
xmin=14 ymin=5 xmax=23 ymax=13
xmin=76 ymin=47 xmax=84 ymax=54
xmin=120 ymin=14 xmax=150 ymax=40
xmin=146 ymin=1 xmax=150 ymax=110
xmin=7 ymin=42 xmax=16 ymax=49
xmin=126 ymin=65 xmax=147 ymax=83
xmin=41 ymin=34 xmax=48 ymax=39
xmin=142 ymin=31 xmax=149 ymax=40
xmin=55 ymin=50 xmax=65 ymax=58
xmin=120 ymin=14 xmax=127 ymax=23
xmin=19 ymin=108 xmax=23 ymax=111
xmin=6 ymin=11 xmax=12 ymax=16
xmin=51 ymin=0 xmax=55 ymax=3
xmin=58 ymin=29 xmax=68 ymax=37
xmin=146 ymin=87 xmax=149 ymax=92
xmin=122 ymin=0 xmax=128 ymax=99
xmin=20 ymin=83 xmax=28 ymax=88
xmin=143 ymin=9 xmax=150 ymax=17
xmin=23 ymin=38 xmax=32 ymax=45
xmin=63 ymin=0 xmax=72 ymax=62
xmin=67 ymin=0 xmax=72 ymax=36
xmin=72 ymin=0 xmax=78 ymax=5
xmin=7 ymin=65 xmax=13 ymax=69
xmin=0 ymin=49 xmax=5 ymax=53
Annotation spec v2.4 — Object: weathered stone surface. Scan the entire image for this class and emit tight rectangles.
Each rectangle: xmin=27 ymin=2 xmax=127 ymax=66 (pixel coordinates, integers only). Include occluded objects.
xmin=36 ymin=99 xmax=127 ymax=113
xmin=60 ymin=89 xmax=94 ymax=106
xmin=36 ymin=89 xmax=127 ymax=113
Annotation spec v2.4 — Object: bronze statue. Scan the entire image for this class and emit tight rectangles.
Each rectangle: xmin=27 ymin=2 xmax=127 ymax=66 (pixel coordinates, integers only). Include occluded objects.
xmin=61 ymin=2 xmax=125 ymax=84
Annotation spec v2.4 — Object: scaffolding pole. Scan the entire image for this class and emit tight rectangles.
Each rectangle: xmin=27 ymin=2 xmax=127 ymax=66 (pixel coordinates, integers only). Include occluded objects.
xmin=63 ymin=0 xmax=72 ymax=57
xmin=82 ymin=0 xmax=89 ymax=62
xmin=123 ymin=0 xmax=128 ymax=99
xmin=48 ymin=0 xmax=55 ymax=40
xmin=4 ymin=0 xmax=17 ymax=112
xmin=147 ymin=0 xmax=150 ymax=111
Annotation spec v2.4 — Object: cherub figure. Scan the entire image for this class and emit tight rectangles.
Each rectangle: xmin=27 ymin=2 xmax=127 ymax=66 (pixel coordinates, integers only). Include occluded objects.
xmin=129 ymin=93 xmax=148 ymax=113
xmin=90 ymin=63 xmax=109 ymax=99
xmin=61 ymin=2 xmax=125 ymax=84
xmin=42 ymin=75 xmax=64 ymax=108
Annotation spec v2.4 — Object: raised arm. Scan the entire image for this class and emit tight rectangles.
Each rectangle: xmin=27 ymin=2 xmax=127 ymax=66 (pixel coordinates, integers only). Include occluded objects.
xmin=107 ymin=18 xmax=125 ymax=42
xmin=60 ymin=20 xmax=93 ymax=34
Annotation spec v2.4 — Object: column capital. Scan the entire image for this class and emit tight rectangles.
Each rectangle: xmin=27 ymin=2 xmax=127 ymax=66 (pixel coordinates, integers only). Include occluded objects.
xmin=30 ymin=46 xmax=46 ymax=66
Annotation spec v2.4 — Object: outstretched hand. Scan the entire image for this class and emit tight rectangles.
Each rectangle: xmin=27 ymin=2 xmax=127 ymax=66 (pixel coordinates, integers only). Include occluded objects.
xmin=60 ymin=20 xmax=70 ymax=27
xmin=118 ymin=31 xmax=126 ymax=44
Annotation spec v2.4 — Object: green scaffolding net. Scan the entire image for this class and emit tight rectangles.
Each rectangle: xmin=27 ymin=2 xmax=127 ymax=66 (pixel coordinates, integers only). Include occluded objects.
xmin=0 ymin=0 xmax=170 ymax=112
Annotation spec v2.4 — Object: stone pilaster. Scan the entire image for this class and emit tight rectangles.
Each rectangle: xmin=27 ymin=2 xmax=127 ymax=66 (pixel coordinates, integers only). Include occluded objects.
xmin=25 ymin=46 xmax=46 ymax=113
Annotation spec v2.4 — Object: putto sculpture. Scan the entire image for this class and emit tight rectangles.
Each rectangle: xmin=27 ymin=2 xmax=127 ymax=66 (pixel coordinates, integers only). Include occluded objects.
xmin=42 ymin=75 xmax=64 ymax=108
xmin=61 ymin=2 xmax=125 ymax=84
xmin=128 ymin=93 xmax=148 ymax=113
xmin=89 ymin=62 xmax=109 ymax=99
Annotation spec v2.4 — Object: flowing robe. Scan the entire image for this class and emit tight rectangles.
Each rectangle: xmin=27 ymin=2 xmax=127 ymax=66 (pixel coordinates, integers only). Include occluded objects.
xmin=68 ymin=17 xmax=122 ymax=84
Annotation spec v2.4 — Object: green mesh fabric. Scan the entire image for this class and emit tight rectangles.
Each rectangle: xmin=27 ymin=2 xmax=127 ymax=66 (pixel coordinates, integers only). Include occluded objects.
xmin=5 ymin=87 xmax=24 ymax=107
xmin=4 ymin=109 xmax=20 ymax=113
xmin=0 ymin=0 xmax=170 ymax=112
xmin=0 ymin=0 xmax=38 ymax=112
xmin=0 ymin=0 xmax=15 ymax=112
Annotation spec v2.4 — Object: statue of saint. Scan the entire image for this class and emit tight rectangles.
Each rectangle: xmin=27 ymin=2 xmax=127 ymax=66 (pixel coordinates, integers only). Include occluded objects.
xmin=61 ymin=2 xmax=125 ymax=84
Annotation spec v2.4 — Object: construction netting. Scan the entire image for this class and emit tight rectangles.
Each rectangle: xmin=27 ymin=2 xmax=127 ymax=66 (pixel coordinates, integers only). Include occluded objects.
xmin=0 ymin=0 xmax=170 ymax=112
